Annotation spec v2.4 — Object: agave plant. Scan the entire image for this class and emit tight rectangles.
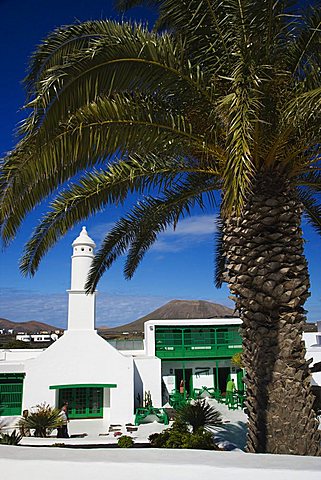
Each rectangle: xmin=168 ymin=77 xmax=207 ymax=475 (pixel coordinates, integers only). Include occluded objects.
xmin=17 ymin=403 xmax=63 ymax=438
xmin=0 ymin=417 xmax=10 ymax=435
xmin=1 ymin=0 xmax=321 ymax=455
xmin=0 ymin=430 xmax=22 ymax=446
xmin=176 ymin=400 xmax=222 ymax=434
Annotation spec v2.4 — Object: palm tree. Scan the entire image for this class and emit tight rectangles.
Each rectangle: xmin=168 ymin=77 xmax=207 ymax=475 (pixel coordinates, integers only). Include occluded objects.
xmin=177 ymin=400 xmax=222 ymax=434
xmin=1 ymin=0 xmax=321 ymax=454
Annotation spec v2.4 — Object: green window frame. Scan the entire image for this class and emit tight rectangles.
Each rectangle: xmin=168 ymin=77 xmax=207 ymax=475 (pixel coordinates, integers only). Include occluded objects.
xmin=57 ymin=387 xmax=104 ymax=418
xmin=0 ymin=373 xmax=25 ymax=416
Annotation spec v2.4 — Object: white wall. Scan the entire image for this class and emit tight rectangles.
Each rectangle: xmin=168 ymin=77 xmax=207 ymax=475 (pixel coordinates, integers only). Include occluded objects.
xmin=0 ymin=349 xmax=44 ymax=362
xmin=161 ymin=359 xmax=234 ymax=400
xmin=22 ymin=331 xmax=134 ymax=424
xmin=161 ymin=360 xmax=214 ymax=393
xmin=303 ymin=332 xmax=319 ymax=349
xmin=133 ymin=356 xmax=162 ymax=408
xmin=67 ymin=292 xmax=96 ymax=331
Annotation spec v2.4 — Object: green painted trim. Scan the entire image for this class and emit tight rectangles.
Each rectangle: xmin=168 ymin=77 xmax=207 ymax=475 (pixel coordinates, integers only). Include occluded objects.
xmin=50 ymin=383 xmax=117 ymax=390
xmin=215 ymin=361 xmax=219 ymax=390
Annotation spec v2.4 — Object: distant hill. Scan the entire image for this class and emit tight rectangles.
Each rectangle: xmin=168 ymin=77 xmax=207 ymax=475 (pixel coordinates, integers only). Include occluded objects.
xmin=0 ymin=318 xmax=61 ymax=333
xmin=103 ymin=299 xmax=236 ymax=334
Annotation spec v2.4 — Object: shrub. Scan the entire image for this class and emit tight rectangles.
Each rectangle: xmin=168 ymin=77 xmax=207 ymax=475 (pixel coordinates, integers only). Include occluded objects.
xmin=0 ymin=430 xmax=22 ymax=445
xmin=181 ymin=430 xmax=217 ymax=450
xmin=148 ymin=432 xmax=163 ymax=447
xmin=176 ymin=400 xmax=222 ymax=433
xmin=148 ymin=420 xmax=217 ymax=450
xmin=118 ymin=435 xmax=134 ymax=448
xmin=17 ymin=403 xmax=63 ymax=437
xmin=231 ymin=352 xmax=244 ymax=369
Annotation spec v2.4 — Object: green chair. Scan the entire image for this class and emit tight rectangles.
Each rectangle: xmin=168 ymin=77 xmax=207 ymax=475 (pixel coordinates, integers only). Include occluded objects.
xmin=169 ymin=389 xmax=189 ymax=410
xmin=134 ymin=406 xmax=169 ymax=426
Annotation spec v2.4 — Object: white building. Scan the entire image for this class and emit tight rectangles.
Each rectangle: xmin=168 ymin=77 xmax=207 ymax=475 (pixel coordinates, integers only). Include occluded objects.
xmin=0 ymin=227 xmax=320 ymax=430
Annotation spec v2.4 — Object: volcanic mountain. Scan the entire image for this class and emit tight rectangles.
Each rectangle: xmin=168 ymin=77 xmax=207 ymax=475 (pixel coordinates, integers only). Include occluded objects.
xmin=0 ymin=318 xmax=60 ymax=333
xmin=102 ymin=299 xmax=236 ymax=334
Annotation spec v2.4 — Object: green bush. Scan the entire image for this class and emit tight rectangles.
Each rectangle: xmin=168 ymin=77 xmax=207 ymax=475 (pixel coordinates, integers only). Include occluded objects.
xmin=181 ymin=430 xmax=216 ymax=450
xmin=148 ymin=420 xmax=217 ymax=450
xmin=118 ymin=435 xmax=134 ymax=448
xmin=0 ymin=429 xmax=22 ymax=445
xmin=231 ymin=352 xmax=244 ymax=368
xmin=17 ymin=403 xmax=63 ymax=438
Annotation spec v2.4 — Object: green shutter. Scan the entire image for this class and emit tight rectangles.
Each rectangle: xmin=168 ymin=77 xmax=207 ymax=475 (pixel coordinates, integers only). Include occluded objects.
xmin=0 ymin=373 xmax=24 ymax=416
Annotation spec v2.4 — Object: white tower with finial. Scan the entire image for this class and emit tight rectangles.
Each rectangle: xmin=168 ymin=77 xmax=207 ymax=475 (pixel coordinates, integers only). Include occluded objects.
xmin=67 ymin=226 xmax=96 ymax=331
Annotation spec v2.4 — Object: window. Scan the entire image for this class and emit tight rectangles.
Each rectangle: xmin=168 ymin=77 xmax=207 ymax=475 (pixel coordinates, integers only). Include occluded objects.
xmin=0 ymin=374 xmax=24 ymax=416
xmin=58 ymin=388 xmax=103 ymax=418
xmin=216 ymin=328 xmax=228 ymax=344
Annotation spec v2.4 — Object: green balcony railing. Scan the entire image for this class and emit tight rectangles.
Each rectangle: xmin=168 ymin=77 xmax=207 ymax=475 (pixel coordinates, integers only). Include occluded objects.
xmin=155 ymin=326 xmax=242 ymax=359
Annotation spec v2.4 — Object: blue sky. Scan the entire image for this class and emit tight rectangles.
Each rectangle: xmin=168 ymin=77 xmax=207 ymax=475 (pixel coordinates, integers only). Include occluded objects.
xmin=0 ymin=0 xmax=320 ymax=328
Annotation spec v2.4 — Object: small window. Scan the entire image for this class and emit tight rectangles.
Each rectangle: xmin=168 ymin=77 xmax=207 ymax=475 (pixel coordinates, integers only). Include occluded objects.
xmin=81 ymin=248 xmax=84 ymax=251
xmin=75 ymin=248 xmax=77 ymax=251
xmin=89 ymin=248 xmax=91 ymax=252
xmin=58 ymin=388 xmax=103 ymax=418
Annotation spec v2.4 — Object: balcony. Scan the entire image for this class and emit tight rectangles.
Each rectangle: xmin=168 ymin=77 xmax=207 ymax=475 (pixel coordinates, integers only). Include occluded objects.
xmin=155 ymin=326 xmax=242 ymax=359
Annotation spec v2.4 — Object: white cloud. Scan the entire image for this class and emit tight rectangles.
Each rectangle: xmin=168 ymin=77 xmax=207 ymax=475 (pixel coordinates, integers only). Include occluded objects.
xmin=162 ymin=215 xmax=217 ymax=237
xmin=0 ymin=288 xmax=170 ymax=329
xmin=151 ymin=214 xmax=217 ymax=253
xmin=87 ymin=222 xmax=115 ymax=244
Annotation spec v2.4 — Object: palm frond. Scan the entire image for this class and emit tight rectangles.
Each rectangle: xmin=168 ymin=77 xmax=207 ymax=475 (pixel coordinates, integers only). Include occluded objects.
xmin=176 ymin=399 xmax=222 ymax=433
xmin=298 ymin=189 xmax=321 ymax=236
xmin=18 ymin=155 xmax=196 ymax=276
xmin=85 ymin=174 xmax=220 ymax=291
xmin=220 ymin=69 xmax=258 ymax=213
xmin=20 ymin=21 xmax=214 ymax=140
xmin=285 ymin=85 xmax=321 ymax=125
xmin=289 ymin=4 xmax=321 ymax=81
xmin=297 ymin=170 xmax=321 ymax=194
xmin=24 ymin=20 xmax=126 ymax=97
xmin=1 ymin=93 xmax=220 ymax=244
xmin=115 ymin=0 xmax=160 ymax=11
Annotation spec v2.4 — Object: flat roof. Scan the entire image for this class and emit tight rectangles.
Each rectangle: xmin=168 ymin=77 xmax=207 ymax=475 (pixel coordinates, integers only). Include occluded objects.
xmin=145 ymin=318 xmax=242 ymax=327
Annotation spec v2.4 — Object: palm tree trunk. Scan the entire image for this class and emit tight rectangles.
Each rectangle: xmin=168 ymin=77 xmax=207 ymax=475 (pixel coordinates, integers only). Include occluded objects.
xmin=222 ymin=175 xmax=320 ymax=455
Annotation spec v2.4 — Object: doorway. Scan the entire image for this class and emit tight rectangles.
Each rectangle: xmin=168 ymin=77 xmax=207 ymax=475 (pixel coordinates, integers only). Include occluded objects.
xmin=175 ymin=368 xmax=193 ymax=395
xmin=217 ymin=367 xmax=230 ymax=393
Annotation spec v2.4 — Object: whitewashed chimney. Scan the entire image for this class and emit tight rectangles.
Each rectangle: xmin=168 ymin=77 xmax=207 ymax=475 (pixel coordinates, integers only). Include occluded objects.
xmin=67 ymin=226 xmax=96 ymax=331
